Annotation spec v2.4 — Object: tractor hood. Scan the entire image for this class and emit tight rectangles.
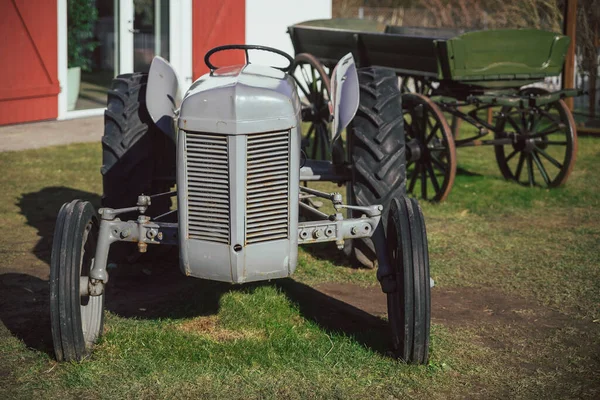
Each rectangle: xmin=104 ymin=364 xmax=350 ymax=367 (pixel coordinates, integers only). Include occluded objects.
xmin=178 ymin=64 xmax=301 ymax=134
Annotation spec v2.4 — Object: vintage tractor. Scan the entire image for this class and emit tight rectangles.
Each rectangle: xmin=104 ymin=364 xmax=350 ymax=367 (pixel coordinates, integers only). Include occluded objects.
xmin=50 ymin=45 xmax=431 ymax=364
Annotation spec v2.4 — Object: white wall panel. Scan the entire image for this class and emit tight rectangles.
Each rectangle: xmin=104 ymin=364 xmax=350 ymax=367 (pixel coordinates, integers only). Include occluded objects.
xmin=245 ymin=0 xmax=331 ymax=66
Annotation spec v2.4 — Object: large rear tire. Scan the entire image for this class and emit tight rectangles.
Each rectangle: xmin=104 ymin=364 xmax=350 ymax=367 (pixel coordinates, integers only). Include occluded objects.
xmin=346 ymin=68 xmax=406 ymax=269
xmin=101 ymin=73 xmax=175 ymax=218
xmin=50 ymin=200 xmax=104 ymax=361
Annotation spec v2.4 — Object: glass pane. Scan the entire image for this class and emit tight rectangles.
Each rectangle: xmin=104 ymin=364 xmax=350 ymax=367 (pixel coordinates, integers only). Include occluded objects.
xmin=134 ymin=0 xmax=170 ymax=72
xmin=68 ymin=0 xmax=117 ymax=111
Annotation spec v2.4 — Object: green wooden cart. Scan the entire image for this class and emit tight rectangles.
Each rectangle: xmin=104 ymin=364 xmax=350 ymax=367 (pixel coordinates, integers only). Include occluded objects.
xmin=289 ymin=19 xmax=579 ymax=201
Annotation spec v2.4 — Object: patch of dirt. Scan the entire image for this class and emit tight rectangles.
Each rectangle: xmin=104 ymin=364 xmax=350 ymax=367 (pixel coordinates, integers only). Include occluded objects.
xmin=314 ymin=282 xmax=597 ymax=344
xmin=314 ymin=282 xmax=600 ymax=397
xmin=175 ymin=315 xmax=264 ymax=342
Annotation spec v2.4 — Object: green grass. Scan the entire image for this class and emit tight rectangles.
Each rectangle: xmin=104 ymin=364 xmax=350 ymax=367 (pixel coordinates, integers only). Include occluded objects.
xmin=1 ymin=136 xmax=599 ymax=398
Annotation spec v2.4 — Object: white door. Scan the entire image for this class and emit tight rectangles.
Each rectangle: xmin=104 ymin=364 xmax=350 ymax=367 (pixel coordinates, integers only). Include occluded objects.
xmin=119 ymin=0 xmax=171 ymax=74
xmin=120 ymin=0 xmax=192 ymax=92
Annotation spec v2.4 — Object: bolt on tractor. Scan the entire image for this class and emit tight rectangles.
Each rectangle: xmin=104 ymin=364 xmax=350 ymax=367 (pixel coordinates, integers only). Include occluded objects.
xmin=50 ymin=45 xmax=431 ymax=364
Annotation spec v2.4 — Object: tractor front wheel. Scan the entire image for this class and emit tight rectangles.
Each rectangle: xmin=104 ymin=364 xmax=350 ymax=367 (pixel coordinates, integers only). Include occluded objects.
xmin=385 ymin=196 xmax=430 ymax=364
xmin=50 ymin=200 xmax=104 ymax=361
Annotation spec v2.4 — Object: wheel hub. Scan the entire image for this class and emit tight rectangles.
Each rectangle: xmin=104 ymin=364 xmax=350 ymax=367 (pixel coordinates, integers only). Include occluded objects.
xmin=406 ymin=139 xmax=422 ymax=162
xmin=301 ymin=104 xmax=329 ymax=122
xmin=512 ymin=136 xmax=538 ymax=154
xmin=301 ymin=106 xmax=317 ymax=121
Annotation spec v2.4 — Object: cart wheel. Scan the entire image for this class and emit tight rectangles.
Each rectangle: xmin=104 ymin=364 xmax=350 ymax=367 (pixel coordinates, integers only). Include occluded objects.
xmin=386 ymin=196 xmax=430 ymax=364
xmin=494 ymin=88 xmax=578 ymax=187
xmin=50 ymin=200 xmax=104 ymax=361
xmin=292 ymin=53 xmax=331 ymax=160
xmin=402 ymin=93 xmax=456 ymax=202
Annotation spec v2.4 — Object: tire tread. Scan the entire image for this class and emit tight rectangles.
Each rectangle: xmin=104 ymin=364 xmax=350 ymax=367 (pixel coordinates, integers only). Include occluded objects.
xmin=347 ymin=67 xmax=406 ymax=268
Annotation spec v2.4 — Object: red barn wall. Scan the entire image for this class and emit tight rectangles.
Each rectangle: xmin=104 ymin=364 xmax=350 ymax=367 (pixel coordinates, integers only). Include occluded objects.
xmin=0 ymin=0 xmax=59 ymax=126
xmin=192 ymin=0 xmax=246 ymax=79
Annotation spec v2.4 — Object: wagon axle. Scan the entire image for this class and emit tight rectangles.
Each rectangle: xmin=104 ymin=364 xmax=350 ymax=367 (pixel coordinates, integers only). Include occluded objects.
xmin=511 ymin=136 xmax=546 ymax=154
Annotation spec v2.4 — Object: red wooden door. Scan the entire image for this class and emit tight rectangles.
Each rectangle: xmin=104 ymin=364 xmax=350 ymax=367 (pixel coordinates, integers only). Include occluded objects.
xmin=192 ymin=0 xmax=246 ymax=79
xmin=0 ymin=0 xmax=59 ymax=126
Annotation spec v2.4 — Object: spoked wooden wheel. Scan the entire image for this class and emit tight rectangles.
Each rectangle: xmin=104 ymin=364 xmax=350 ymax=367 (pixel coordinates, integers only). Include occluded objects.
xmin=494 ymin=88 xmax=578 ymax=187
xmin=292 ymin=53 xmax=331 ymax=160
xmin=402 ymin=93 xmax=457 ymax=202
xmin=386 ymin=196 xmax=430 ymax=364
xmin=50 ymin=200 xmax=105 ymax=361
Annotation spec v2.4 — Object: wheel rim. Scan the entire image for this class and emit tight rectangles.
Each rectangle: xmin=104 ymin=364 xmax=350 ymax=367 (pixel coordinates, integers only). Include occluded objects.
xmin=495 ymin=90 xmax=578 ymax=187
xmin=292 ymin=53 xmax=331 ymax=160
xmin=79 ymin=219 xmax=103 ymax=349
xmin=403 ymin=93 xmax=456 ymax=202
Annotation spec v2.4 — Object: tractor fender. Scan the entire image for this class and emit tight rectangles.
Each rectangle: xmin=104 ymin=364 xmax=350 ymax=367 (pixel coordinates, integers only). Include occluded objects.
xmin=146 ymin=56 xmax=180 ymax=138
xmin=330 ymin=53 xmax=359 ymax=144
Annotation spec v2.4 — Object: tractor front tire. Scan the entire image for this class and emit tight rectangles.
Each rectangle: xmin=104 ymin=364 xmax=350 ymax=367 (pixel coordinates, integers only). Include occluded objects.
xmin=346 ymin=68 xmax=406 ymax=269
xmin=386 ymin=196 xmax=430 ymax=364
xmin=101 ymin=73 xmax=175 ymax=219
xmin=50 ymin=200 xmax=104 ymax=361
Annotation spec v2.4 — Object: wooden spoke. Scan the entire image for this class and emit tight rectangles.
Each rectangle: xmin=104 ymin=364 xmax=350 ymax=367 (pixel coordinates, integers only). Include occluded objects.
xmin=408 ymin=163 xmax=420 ymax=194
xmin=430 ymin=154 xmax=448 ymax=174
xmin=532 ymin=151 xmax=551 ymax=186
xmin=421 ymin=167 xmax=427 ymax=199
xmin=293 ymin=75 xmax=311 ymax=101
xmin=505 ymin=149 xmax=518 ymax=163
xmin=514 ymin=152 xmax=526 ymax=182
xmin=425 ymin=122 xmax=440 ymax=144
xmin=527 ymin=154 xmax=535 ymax=186
xmin=426 ymin=162 xmax=441 ymax=193
xmin=535 ymin=146 xmax=563 ymax=169
xmin=544 ymin=141 xmax=568 ymax=146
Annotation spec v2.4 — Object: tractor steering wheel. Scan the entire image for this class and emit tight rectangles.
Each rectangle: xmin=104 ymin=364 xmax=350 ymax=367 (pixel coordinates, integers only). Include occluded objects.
xmin=204 ymin=44 xmax=294 ymax=73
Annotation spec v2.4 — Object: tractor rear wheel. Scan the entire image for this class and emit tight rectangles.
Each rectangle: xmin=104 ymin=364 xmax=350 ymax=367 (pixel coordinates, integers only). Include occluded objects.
xmin=101 ymin=73 xmax=175 ymax=219
xmin=346 ymin=67 xmax=406 ymax=269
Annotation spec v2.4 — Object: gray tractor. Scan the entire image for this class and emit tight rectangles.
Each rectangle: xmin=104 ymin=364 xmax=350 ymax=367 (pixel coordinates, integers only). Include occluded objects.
xmin=50 ymin=45 xmax=431 ymax=364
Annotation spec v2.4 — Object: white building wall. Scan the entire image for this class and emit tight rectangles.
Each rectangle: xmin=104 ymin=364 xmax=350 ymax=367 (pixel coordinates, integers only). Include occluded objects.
xmin=245 ymin=0 xmax=331 ymax=66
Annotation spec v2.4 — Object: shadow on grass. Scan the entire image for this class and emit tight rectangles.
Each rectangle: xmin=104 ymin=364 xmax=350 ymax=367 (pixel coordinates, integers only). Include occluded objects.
xmin=455 ymin=166 xmax=483 ymax=177
xmin=18 ymin=187 xmax=101 ymax=265
xmin=276 ymin=279 xmax=390 ymax=355
xmin=1 ymin=186 xmax=392 ymax=358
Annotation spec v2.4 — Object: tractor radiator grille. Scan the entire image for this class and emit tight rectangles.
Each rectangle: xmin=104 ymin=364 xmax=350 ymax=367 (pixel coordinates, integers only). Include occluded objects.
xmin=246 ymin=131 xmax=290 ymax=244
xmin=185 ymin=132 xmax=230 ymax=244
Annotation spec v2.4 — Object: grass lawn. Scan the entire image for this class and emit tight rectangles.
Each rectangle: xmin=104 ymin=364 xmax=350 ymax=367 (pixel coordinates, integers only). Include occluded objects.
xmin=0 ymin=134 xmax=599 ymax=399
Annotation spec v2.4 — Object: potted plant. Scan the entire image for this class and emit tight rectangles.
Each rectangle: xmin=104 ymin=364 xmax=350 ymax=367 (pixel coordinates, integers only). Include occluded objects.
xmin=67 ymin=0 xmax=98 ymax=110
